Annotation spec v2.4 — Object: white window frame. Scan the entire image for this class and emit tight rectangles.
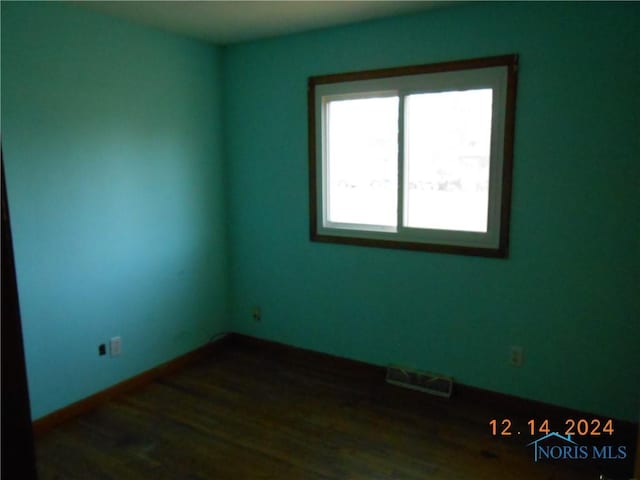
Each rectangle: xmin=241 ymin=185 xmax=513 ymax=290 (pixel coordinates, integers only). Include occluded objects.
xmin=308 ymin=55 xmax=518 ymax=257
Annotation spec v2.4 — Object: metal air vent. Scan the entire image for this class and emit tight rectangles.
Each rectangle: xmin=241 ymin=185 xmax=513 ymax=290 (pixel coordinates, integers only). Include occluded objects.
xmin=386 ymin=365 xmax=453 ymax=398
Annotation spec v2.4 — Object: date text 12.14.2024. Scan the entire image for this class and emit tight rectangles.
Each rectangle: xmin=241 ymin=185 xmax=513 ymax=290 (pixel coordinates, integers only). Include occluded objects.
xmin=489 ymin=418 xmax=614 ymax=437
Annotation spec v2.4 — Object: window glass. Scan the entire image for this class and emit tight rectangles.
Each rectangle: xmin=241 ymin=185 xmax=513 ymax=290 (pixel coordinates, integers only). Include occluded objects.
xmin=327 ymin=96 xmax=399 ymax=227
xmin=404 ymin=89 xmax=493 ymax=232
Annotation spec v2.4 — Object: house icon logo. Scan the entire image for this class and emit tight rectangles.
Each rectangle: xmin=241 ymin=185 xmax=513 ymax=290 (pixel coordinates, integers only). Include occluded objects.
xmin=527 ymin=432 xmax=578 ymax=462
xmin=526 ymin=431 xmax=628 ymax=463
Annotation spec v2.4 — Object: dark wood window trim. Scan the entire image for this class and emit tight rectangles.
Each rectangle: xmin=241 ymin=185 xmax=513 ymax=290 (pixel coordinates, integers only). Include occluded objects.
xmin=308 ymin=54 xmax=518 ymax=258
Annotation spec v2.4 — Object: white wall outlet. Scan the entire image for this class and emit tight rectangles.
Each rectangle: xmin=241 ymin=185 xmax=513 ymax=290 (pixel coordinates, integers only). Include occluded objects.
xmin=110 ymin=336 xmax=122 ymax=357
xmin=509 ymin=346 xmax=523 ymax=367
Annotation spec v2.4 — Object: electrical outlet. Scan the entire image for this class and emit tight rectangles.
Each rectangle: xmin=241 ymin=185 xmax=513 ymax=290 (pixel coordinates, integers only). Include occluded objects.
xmin=98 ymin=344 xmax=106 ymax=356
xmin=110 ymin=336 xmax=122 ymax=357
xmin=509 ymin=346 xmax=523 ymax=367
xmin=252 ymin=306 xmax=261 ymax=322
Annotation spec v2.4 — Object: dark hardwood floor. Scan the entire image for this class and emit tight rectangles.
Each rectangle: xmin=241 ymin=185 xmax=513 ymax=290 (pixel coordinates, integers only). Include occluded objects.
xmin=36 ymin=336 xmax=633 ymax=479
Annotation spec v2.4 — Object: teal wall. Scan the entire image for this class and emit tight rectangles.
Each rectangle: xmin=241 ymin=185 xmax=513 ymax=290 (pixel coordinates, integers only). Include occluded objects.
xmin=1 ymin=3 xmax=228 ymax=419
xmin=223 ymin=3 xmax=640 ymax=421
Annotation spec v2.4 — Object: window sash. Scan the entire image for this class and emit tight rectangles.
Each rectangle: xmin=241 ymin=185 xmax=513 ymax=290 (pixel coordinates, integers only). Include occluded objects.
xmin=308 ymin=55 xmax=518 ymax=257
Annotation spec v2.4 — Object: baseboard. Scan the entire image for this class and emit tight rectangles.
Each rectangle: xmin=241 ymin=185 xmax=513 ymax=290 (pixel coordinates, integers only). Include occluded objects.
xmin=228 ymin=333 xmax=638 ymax=446
xmin=32 ymin=334 xmax=231 ymax=438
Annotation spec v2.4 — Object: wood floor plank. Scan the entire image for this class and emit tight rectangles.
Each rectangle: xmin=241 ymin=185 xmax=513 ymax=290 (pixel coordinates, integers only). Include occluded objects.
xmin=36 ymin=340 xmax=633 ymax=479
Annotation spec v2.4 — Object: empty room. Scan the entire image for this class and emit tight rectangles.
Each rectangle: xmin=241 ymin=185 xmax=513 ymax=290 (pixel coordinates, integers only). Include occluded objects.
xmin=1 ymin=1 xmax=639 ymax=479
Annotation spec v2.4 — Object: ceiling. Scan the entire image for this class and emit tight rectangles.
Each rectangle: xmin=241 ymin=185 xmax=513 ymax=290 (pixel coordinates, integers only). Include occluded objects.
xmin=80 ymin=1 xmax=446 ymax=45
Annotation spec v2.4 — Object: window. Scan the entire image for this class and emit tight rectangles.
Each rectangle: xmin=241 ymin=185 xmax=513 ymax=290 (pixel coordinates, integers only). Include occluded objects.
xmin=308 ymin=55 xmax=518 ymax=257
